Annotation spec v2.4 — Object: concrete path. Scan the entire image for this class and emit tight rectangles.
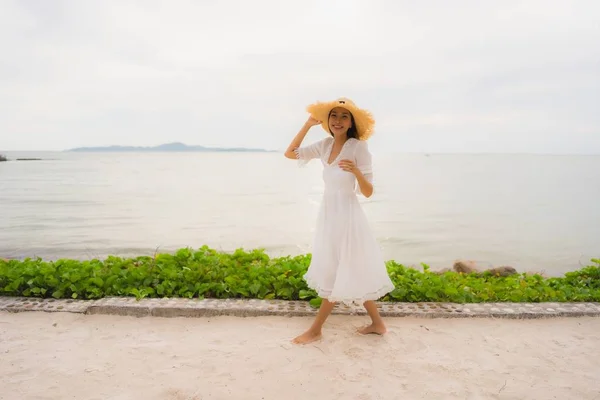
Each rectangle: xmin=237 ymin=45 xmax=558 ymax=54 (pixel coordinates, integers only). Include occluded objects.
xmin=2 ymin=296 xmax=600 ymax=319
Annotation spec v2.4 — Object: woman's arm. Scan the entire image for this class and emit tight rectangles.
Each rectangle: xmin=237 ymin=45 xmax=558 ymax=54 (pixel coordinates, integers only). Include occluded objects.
xmin=338 ymin=140 xmax=375 ymax=198
xmin=339 ymin=159 xmax=374 ymax=197
xmin=284 ymin=116 xmax=322 ymax=159
xmin=353 ymin=170 xmax=374 ymax=198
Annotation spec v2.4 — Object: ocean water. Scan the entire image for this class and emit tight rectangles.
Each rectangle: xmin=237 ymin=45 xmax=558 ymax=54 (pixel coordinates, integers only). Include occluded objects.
xmin=1 ymin=151 xmax=598 ymax=276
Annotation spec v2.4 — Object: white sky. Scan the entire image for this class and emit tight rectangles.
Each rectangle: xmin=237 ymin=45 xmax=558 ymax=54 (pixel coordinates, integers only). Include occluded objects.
xmin=1 ymin=0 xmax=599 ymax=154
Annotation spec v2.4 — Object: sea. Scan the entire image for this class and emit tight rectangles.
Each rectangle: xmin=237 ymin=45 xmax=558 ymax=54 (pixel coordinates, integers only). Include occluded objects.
xmin=1 ymin=151 xmax=599 ymax=276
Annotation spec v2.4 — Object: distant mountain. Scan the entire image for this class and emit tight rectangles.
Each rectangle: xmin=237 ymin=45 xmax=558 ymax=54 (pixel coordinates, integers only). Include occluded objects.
xmin=66 ymin=142 xmax=273 ymax=153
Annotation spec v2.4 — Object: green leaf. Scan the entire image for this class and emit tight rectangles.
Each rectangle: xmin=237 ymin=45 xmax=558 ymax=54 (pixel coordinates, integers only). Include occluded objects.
xmin=309 ymin=297 xmax=323 ymax=308
xmin=90 ymin=277 xmax=104 ymax=287
xmin=249 ymin=283 xmax=261 ymax=295
xmin=389 ymin=288 xmax=406 ymax=300
xmin=299 ymin=289 xmax=314 ymax=300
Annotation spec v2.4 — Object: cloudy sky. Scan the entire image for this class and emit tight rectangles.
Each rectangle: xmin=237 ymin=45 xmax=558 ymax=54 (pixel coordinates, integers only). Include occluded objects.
xmin=1 ymin=0 xmax=599 ymax=154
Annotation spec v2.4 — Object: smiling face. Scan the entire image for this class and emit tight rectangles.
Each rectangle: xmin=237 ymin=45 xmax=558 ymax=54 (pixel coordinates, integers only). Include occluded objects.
xmin=328 ymin=107 xmax=353 ymax=138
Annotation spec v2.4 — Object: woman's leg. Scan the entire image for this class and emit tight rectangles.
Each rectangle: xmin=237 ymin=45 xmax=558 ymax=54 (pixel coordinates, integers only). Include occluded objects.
xmin=292 ymin=299 xmax=336 ymax=344
xmin=358 ymin=300 xmax=387 ymax=335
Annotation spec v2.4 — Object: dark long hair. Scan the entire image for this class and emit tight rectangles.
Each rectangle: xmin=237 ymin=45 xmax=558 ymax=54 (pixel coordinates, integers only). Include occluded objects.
xmin=328 ymin=110 xmax=359 ymax=139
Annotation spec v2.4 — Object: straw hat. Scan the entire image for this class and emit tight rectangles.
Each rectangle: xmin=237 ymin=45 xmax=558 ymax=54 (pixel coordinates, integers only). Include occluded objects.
xmin=306 ymin=97 xmax=375 ymax=140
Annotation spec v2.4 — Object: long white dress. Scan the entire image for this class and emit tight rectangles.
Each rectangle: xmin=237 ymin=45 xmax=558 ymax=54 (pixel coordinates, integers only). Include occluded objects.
xmin=294 ymin=136 xmax=395 ymax=304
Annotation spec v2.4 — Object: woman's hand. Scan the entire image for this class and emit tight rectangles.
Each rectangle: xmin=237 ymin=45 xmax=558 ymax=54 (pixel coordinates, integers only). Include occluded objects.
xmin=338 ymin=159 xmax=359 ymax=175
xmin=304 ymin=115 xmax=322 ymax=128
xmin=340 ymin=159 xmax=373 ymax=197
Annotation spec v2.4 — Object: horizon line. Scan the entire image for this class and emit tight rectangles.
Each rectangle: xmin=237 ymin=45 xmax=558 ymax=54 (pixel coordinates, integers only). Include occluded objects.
xmin=2 ymin=149 xmax=599 ymax=156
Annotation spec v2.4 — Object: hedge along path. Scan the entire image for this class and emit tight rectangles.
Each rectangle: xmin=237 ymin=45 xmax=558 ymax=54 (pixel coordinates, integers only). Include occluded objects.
xmin=1 ymin=246 xmax=599 ymax=308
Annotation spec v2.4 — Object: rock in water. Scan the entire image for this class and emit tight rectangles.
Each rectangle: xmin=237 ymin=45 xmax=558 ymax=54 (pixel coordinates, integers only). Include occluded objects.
xmin=485 ymin=266 xmax=517 ymax=277
xmin=453 ymin=260 xmax=479 ymax=274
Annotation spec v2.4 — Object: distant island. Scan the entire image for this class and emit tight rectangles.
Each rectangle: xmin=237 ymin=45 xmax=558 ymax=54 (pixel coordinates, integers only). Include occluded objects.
xmin=66 ymin=142 xmax=274 ymax=153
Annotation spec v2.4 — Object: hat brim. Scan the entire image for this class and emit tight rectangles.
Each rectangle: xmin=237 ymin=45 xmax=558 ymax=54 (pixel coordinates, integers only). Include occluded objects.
xmin=306 ymin=100 xmax=375 ymax=140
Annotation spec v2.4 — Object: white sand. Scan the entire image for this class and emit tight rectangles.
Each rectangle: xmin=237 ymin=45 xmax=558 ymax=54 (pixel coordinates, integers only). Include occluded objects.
xmin=1 ymin=312 xmax=599 ymax=400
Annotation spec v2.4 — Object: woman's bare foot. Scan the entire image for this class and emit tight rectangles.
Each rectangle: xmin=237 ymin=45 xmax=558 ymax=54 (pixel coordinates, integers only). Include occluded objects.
xmin=357 ymin=323 xmax=387 ymax=335
xmin=292 ymin=329 xmax=322 ymax=344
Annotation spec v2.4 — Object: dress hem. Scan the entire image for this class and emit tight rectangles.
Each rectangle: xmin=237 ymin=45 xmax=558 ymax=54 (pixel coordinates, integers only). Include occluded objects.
xmin=304 ymin=273 xmax=395 ymax=305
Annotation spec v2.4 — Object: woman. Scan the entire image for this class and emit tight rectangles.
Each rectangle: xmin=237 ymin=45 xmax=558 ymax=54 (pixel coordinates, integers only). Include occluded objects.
xmin=284 ymin=97 xmax=395 ymax=345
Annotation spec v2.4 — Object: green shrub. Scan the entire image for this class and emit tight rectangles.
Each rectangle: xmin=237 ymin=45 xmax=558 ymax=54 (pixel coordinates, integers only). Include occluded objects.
xmin=1 ymin=246 xmax=598 ymax=306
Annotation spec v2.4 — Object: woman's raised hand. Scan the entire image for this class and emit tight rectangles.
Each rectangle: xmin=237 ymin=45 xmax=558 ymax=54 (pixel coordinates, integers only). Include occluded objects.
xmin=305 ymin=115 xmax=322 ymax=127
xmin=284 ymin=115 xmax=323 ymax=159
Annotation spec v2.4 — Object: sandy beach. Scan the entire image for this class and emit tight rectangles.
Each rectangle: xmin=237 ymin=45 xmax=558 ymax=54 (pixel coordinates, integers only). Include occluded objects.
xmin=1 ymin=311 xmax=599 ymax=400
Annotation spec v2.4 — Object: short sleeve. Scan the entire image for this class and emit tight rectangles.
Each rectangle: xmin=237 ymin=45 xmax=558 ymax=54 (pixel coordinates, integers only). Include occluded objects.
xmin=293 ymin=138 xmax=329 ymax=167
xmin=354 ymin=140 xmax=374 ymax=195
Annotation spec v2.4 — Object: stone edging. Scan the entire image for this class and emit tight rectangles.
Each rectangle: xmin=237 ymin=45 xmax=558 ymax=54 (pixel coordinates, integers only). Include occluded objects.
xmin=2 ymin=296 xmax=600 ymax=319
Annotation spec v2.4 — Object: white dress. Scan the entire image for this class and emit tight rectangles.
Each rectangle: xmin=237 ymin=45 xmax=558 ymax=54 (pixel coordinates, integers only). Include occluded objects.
xmin=294 ymin=136 xmax=395 ymax=304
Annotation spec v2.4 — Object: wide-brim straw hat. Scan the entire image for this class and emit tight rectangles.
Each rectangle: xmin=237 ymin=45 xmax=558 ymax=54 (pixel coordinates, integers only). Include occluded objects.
xmin=306 ymin=97 xmax=375 ymax=140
